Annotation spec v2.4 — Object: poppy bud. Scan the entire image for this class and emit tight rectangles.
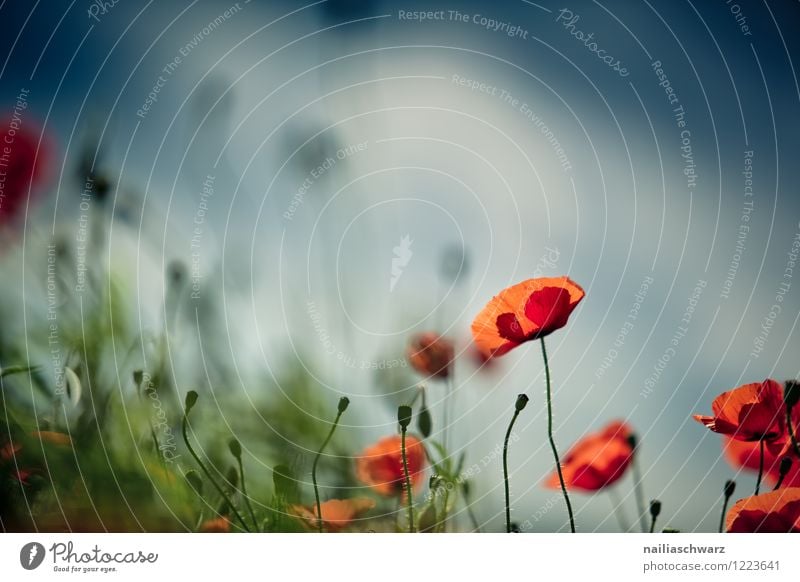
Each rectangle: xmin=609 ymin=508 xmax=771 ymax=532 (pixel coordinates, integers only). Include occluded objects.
xmin=515 ymin=394 xmax=529 ymax=412
xmin=398 ymin=405 xmax=412 ymax=429
xmin=185 ymin=390 xmax=198 ymax=413
xmin=133 ymin=370 xmax=143 ymax=387
xmin=509 ymin=522 xmax=521 ymax=533
xmin=649 ymin=500 xmax=661 ymax=519
xmin=228 ymin=438 xmax=242 ymax=460
xmin=418 ymin=400 xmax=433 ymax=439
xmin=785 ymin=380 xmax=800 ymax=410
xmin=338 ymin=396 xmax=350 ymax=413
xmin=724 ymin=479 xmax=736 ymax=498
xmin=185 ymin=470 xmax=203 ymax=496
xmin=626 ymin=433 xmax=638 ymax=451
xmin=429 ymin=474 xmax=443 ymax=491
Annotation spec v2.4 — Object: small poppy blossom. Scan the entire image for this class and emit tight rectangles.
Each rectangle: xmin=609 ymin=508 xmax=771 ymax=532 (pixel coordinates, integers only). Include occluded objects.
xmin=544 ymin=420 xmax=634 ymax=492
xmin=0 ymin=120 xmax=51 ymax=225
xmin=356 ymin=435 xmax=426 ymax=496
xmin=726 ymin=487 xmax=800 ymax=532
xmin=199 ymin=516 xmax=231 ymax=532
xmin=291 ymin=498 xmax=375 ymax=532
xmin=406 ymin=333 xmax=454 ymax=379
xmin=693 ymin=379 xmax=785 ymax=448
xmin=471 ymin=276 xmax=585 ymax=358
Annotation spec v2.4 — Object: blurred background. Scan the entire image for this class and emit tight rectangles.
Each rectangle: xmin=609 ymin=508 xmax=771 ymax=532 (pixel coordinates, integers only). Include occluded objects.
xmin=0 ymin=0 xmax=799 ymax=532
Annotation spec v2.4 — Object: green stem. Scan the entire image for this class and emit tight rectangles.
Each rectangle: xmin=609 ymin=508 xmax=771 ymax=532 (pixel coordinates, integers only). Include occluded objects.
xmin=541 ymin=338 xmax=575 ymax=533
xmin=607 ymin=487 xmax=630 ymax=532
xmin=755 ymin=439 xmax=764 ymax=495
xmin=237 ymin=456 xmax=259 ymax=531
xmin=312 ymin=409 xmax=344 ymax=533
xmin=649 ymin=513 xmax=657 ymax=533
xmin=401 ymin=427 xmax=414 ymax=532
xmin=786 ymin=407 xmax=800 ymax=457
xmin=503 ymin=408 xmax=522 ymax=533
xmin=631 ymin=451 xmax=647 ymax=533
xmin=718 ymin=496 xmax=730 ymax=533
xmin=462 ymin=484 xmax=482 ymax=533
xmin=438 ymin=486 xmax=451 ymax=533
xmin=181 ymin=414 xmax=250 ymax=532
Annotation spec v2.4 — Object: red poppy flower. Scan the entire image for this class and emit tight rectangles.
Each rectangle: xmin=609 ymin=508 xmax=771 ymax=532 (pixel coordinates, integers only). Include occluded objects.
xmin=291 ymin=498 xmax=375 ymax=532
xmin=0 ymin=120 xmax=51 ymax=225
xmin=199 ymin=516 xmax=230 ymax=532
xmin=406 ymin=333 xmax=454 ymax=379
xmin=471 ymin=276 xmax=585 ymax=357
xmin=726 ymin=487 xmax=800 ymax=532
xmin=356 ymin=435 xmax=426 ymax=496
xmin=544 ymin=420 xmax=634 ymax=492
xmin=693 ymin=380 xmax=785 ymax=448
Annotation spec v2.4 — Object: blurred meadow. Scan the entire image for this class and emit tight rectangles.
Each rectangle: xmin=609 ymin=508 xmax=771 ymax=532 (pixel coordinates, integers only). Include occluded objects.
xmin=1 ymin=0 xmax=800 ymax=533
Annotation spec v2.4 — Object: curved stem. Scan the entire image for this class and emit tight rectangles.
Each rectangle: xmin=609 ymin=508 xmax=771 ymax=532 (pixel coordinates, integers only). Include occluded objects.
xmin=312 ymin=409 xmax=344 ymax=533
xmin=443 ymin=373 xmax=454 ymax=455
xmin=237 ymin=457 xmax=259 ymax=531
xmin=786 ymin=407 xmax=800 ymax=457
xmin=631 ymin=453 xmax=647 ymax=533
xmin=401 ymin=427 xmax=414 ymax=532
xmin=607 ymin=487 xmax=630 ymax=532
xmin=503 ymin=408 xmax=522 ymax=533
xmin=182 ymin=415 xmax=250 ymax=532
xmin=755 ymin=438 xmax=765 ymax=495
xmin=461 ymin=483 xmax=482 ymax=533
xmin=719 ymin=494 xmax=731 ymax=533
xmin=541 ymin=338 xmax=576 ymax=533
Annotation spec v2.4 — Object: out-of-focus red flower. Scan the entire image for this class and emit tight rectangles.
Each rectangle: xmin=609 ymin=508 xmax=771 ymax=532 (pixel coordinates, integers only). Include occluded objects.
xmin=726 ymin=487 xmax=800 ymax=532
xmin=0 ymin=441 xmax=21 ymax=461
xmin=694 ymin=380 xmax=785 ymax=450
xmin=406 ymin=333 xmax=454 ymax=379
xmin=0 ymin=119 xmax=51 ymax=225
xmin=544 ymin=420 xmax=634 ymax=492
xmin=31 ymin=431 xmax=72 ymax=447
xmin=471 ymin=276 xmax=585 ymax=358
xmin=356 ymin=435 xmax=426 ymax=497
xmin=291 ymin=498 xmax=375 ymax=532
xmin=199 ymin=516 xmax=230 ymax=532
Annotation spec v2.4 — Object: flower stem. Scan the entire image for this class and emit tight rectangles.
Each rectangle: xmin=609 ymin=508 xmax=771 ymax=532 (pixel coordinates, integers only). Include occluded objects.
xmin=401 ymin=426 xmax=414 ymax=532
xmin=630 ymin=440 xmax=647 ymax=533
xmin=755 ymin=439 xmax=764 ymax=495
xmin=786 ymin=406 xmax=800 ymax=457
xmin=461 ymin=482 xmax=482 ymax=533
xmin=719 ymin=480 xmax=735 ymax=533
xmin=541 ymin=338 xmax=575 ymax=533
xmin=236 ymin=456 xmax=259 ymax=531
xmin=503 ymin=398 xmax=526 ymax=533
xmin=182 ymin=413 xmax=250 ymax=532
xmin=607 ymin=487 xmax=630 ymax=532
xmin=312 ymin=407 xmax=345 ymax=534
